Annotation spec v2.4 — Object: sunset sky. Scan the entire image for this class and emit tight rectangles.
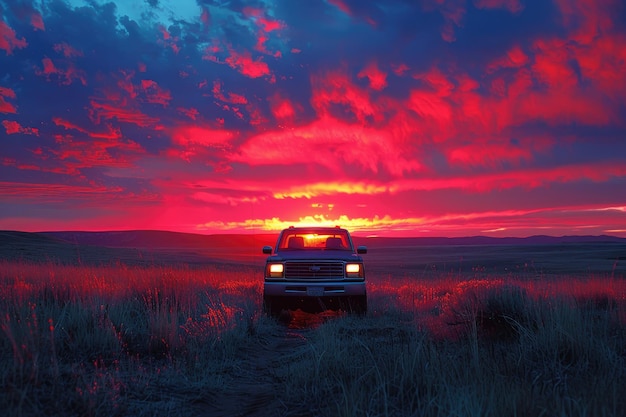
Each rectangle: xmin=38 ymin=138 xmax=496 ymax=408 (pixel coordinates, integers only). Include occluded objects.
xmin=1 ymin=0 xmax=625 ymax=237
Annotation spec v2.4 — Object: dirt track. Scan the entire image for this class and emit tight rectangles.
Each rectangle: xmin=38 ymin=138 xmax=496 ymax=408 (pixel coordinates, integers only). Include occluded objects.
xmin=192 ymin=312 xmax=333 ymax=417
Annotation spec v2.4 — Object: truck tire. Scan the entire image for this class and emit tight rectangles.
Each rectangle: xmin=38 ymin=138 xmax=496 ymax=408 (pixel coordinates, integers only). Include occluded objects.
xmin=263 ymin=295 xmax=284 ymax=317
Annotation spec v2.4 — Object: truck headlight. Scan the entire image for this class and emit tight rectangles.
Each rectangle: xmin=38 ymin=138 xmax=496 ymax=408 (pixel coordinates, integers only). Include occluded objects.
xmin=345 ymin=263 xmax=363 ymax=278
xmin=267 ymin=263 xmax=284 ymax=278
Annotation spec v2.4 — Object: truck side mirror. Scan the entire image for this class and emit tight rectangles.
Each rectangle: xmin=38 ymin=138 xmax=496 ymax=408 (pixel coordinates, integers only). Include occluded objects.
xmin=262 ymin=246 xmax=273 ymax=254
xmin=357 ymin=245 xmax=367 ymax=254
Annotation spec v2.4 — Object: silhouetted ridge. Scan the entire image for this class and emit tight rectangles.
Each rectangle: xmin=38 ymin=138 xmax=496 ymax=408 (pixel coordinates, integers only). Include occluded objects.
xmin=352 ymin=234 xmax=626 ymax=247
xmin=40 ymin=230 xmax=277 ymax=248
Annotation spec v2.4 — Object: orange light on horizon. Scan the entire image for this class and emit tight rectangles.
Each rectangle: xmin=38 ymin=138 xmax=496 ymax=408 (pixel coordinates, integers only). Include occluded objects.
xmin=192 ymin=201 xmax=626 ymax=238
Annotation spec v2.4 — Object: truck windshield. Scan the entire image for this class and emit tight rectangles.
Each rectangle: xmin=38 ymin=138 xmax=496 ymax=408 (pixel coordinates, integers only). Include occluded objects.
xmin=278 ymin=230 xmax=352 ymax=251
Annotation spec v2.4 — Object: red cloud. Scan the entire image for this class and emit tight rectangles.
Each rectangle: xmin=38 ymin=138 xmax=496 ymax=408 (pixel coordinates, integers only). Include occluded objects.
xmin=0 ymin=86 xmax=17 ymax=113
xmin=201 ymin=7 xmax=211 ymax=28
xmin=157 ymin=24 xmax=180 ymax=54
xmin=421 ymin=0 xmax=466 ymax=42
xmin=310 ymin=66 xmax=378 ymax=123
xmin=140 ymin=79 xmax=172 ymax=107
xmin=4 ymin=122 xmax=142 ymax=177
xmin=0 ymin=181 xmax=123 ymax=200
xmin=41 ymin=56 xmax=56 ymax=74
xmin=257 ymin=16 xmax=283 ymax=33
xmin=0 ymin=20 xmax=28 ymax=54
xmin=391 ymin=63 xmax=409 ymax=76
xmin=389 ymin=161 xmax=626 ymax=194
xmin=225 ymin=49 xmax=271 ymax=79
xmin=52 ymin=140 xmax=141 ymax=172
xmin=243 ymin=7 xmax=284 ymax=32
xmin=30 ymin=12 xmax=45 ymax=31
xmin=177 ymin=107 xmax=199 ymax=120
xmin=328 ymin=0 xmax=351 ymax=15
xmin=473 ymin=0 xmax=524 ymax=13
xmin=406 ymin=68 xmax=457 ymax=133
xmin=247 ymin=104 xmax=267 ymax=126
xmin=115 ymin=70 xmax=137 ymax=99
xmin=89 ymin=100 xmax=160 ymax=127
xmin=212 ymin=80 xmax=248 ymax=104
xmin=44 ymin=129 xmax=144 ymax=176
xmin=53 ymin=42 xmax=83 ymax=57
xmin=53 ymin=117 xmax=122 ymax=139
xmin=485 ymin=39 xmax=620 ymax=127
xmin=486 ymin=44 xmax=528 ymax=73
xmin=232 ymin=115 xmax=421 ymax=176
xmin=36 ymin=57 xmax=87 ymax=85
xmin=550 ymin=0 xmax=626 ymax=94
xmin=517 ymin=90 xmax=616 ymax=126
xmin=531 ymin=39 xmax=578 ymax=88
xmin=268 ymin=93 xmax=297 ymax=122
xmin=169 ymin=125 xmax=235 ymax=161
xmin=2 ymin=120 xmax=39 ymax=135
xmin=172 ymin=126 xmax=234 ymax=147
xmin=554 ymin=0 xmax=617 ymax=43
xmin=357 ymin=61 xmax=388 ymax=91
xmin=85 ymin=71 xmax=169 ymax=129
xmin=407 ymin=89 xmax=452 ymax=126
xmin=447 ymin=142 xmax=533 ymax=167
xmin=407 ymin=28 xmax=625 ymax=138
xmin=576 ymin=35 xmax=626 ymax=96
xmin=414 ymin=67 xmax=455 ymax=94
xmin=327 ymin=0 xmax=377 ymax=26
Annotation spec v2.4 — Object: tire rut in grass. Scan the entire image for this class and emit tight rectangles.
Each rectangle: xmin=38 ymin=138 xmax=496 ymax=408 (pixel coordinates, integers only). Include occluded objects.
xmin=195 ymin=326 xmax=311 ymax=417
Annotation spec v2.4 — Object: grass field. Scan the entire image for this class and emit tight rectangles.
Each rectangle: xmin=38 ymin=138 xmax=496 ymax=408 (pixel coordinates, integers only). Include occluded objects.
xmin=1 ymin=257 xmax=625 ymax=416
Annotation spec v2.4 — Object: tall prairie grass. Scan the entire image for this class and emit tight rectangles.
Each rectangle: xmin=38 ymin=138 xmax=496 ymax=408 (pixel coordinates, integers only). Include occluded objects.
xmin=1 ymin=260 xmax=624 ymax=416
xmin=0 ymin=261 xmax=268 ymax=416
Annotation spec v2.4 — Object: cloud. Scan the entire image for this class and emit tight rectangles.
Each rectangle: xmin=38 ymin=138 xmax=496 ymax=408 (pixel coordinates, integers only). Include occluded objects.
xmin=53 ymin=42 xmax=83 ymax=57
xmin=30 ymin=11 xmax=45 ymax=31
xmin=171 ymin=125 xmax=235 ymax=148
xmin=2 ymin=120 xmax=39 ymax=135
xmin=232 ymin=115 xmax=422 ymax=176
xmin=473 ymin=0 xmax=525 ymax=13
xmin=140 ymin=79 xmax=172 ymax=107
xmin=212 ymin=80 xmax=248 ymax=104
xmin=421 ymin=0 xmax=467 ymax=42
xmin=35 ymin=57 xmax=87 ymax=85
xmin=0 ymin=87 xmax=17 ymax=113
xmin=225 ymin=49 xmax=272 ymax=79
xmin=0 ymin=180 xmax=121 ymax=200
xmin=357 ymin=61 xmax=387 ymax=91
xmin=0 ymin=19 xmax=27 ymax=54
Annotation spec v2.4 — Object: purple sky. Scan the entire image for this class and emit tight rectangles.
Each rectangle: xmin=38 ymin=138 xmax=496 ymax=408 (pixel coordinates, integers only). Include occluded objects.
xmin=1 ymin=0 xmax=625 ymax=237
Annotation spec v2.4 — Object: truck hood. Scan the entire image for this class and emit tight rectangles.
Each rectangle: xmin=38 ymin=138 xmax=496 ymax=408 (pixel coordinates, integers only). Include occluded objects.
xmin=266 ymin=250 xmax=363 ymax=263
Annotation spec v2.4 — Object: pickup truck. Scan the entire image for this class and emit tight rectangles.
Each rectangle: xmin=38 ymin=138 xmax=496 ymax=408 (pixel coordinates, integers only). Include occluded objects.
xmin=262 ymin=226 xmax=367 ymax=316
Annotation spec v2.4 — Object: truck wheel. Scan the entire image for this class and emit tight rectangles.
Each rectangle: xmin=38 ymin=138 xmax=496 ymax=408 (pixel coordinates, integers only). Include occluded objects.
xmin=263 ymin=296 xmax=284 ymax=317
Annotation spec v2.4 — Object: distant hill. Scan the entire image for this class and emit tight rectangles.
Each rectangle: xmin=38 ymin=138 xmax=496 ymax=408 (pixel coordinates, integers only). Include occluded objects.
xmin=4 ymin=230 xmax=626 ymax=251
xmin=353 ymin=234 xmax=626 ymax=247
xmin=39 ymin=230 xmax=277 ymax=248
xmin=0 ymin=230 xmax=276 ymax=266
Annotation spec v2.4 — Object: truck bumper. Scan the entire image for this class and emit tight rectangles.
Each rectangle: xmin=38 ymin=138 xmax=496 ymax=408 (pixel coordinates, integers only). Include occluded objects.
xmin=263 ymin=280 xmax=366 ymax=297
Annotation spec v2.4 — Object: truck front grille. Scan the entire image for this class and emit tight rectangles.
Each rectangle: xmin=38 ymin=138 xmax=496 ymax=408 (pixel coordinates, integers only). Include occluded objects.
xmin=284 ymin=262 xmax=344 ymax=279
